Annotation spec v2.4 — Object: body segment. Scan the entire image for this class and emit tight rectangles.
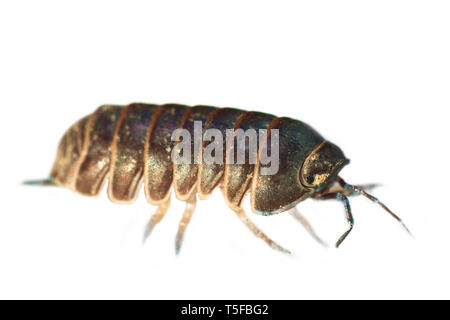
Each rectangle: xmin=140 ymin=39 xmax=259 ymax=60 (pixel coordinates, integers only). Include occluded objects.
xmin=50 ymin=115 xmax=90 ymax=190
xmin=199 ymin=108 xmax=245 ymax=198
xmin=76 ymin=105 xmax=122 ymax=196
xmin=224 ymin=111 xmax=276 ymax=210
xmin=144 ymin=104 xmax=188 ymax=204
xmin=108 ymin=103 xmax=159 ymax=203
xmin=173 ymin=105 xmax=217 ymax=200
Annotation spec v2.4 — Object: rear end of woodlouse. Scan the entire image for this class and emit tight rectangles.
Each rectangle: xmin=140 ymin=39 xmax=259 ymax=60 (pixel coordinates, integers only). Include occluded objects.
xmin=25 ymin=103 xmax=411 ymax=254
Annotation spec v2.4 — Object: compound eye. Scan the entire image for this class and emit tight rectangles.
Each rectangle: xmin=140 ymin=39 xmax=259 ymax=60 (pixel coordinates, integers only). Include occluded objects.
xmin=306 ymin=175 xmax=315 ymax=185
xmin=301 ymin=167 xmax=330 ymax=188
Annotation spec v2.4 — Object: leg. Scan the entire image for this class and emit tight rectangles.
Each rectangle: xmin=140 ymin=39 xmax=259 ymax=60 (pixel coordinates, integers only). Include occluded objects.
xmin=288 ymin=207 xmax=327 ymax=247
xmin=142 ymin=196 xmax=171 ymax=244
xmin=175 ymin=193 xmax=197 ymax=255
xmin=233 ymin=207 xmax=291 ymax=254
xmin=316 ymin=193 xmax=354 ymax=248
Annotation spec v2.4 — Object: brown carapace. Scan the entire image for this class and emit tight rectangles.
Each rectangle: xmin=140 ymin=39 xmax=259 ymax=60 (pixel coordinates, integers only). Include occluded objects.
xmin=25 ymin=103 xmax=411 ymax=254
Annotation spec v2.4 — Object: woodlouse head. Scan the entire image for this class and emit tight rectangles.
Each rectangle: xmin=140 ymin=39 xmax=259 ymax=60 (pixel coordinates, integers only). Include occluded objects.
xmin=300 ymin=141 xmax=350 ymax=193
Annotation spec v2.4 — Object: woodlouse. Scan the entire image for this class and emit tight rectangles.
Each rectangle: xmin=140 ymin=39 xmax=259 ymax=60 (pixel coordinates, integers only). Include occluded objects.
xmin=25 ymin=103 xmax=410 ymax=254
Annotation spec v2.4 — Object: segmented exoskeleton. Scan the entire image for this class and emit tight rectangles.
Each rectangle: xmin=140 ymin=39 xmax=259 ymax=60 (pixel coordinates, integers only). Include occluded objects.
xmin=25 ymin=103 xmax=411 ymax=253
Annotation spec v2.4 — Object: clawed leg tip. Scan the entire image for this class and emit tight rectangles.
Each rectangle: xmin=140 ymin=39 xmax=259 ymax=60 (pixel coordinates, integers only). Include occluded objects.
xmin=142 ymin=228 xmax=154 ymax=245
xmin=275 ymin=246 xmax=292 ymax=255
xmin=175 ymin=235 xmax=183 ymax=255
xmin=313 ymin=236 xmax=328 ymax=248
xmin=320 ymin=241 xmax=329 ymax=248
xmin=402 ymin=224 xmax=413 ymax=238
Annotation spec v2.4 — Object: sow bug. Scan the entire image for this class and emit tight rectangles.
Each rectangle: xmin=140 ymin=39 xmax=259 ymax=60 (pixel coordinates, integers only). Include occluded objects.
xmin=25 ymin=103 xmax=411 ymax=254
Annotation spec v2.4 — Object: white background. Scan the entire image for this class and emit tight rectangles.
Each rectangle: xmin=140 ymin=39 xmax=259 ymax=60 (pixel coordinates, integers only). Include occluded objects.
xmin=0 ymin=1 xmax=449 ymax=299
